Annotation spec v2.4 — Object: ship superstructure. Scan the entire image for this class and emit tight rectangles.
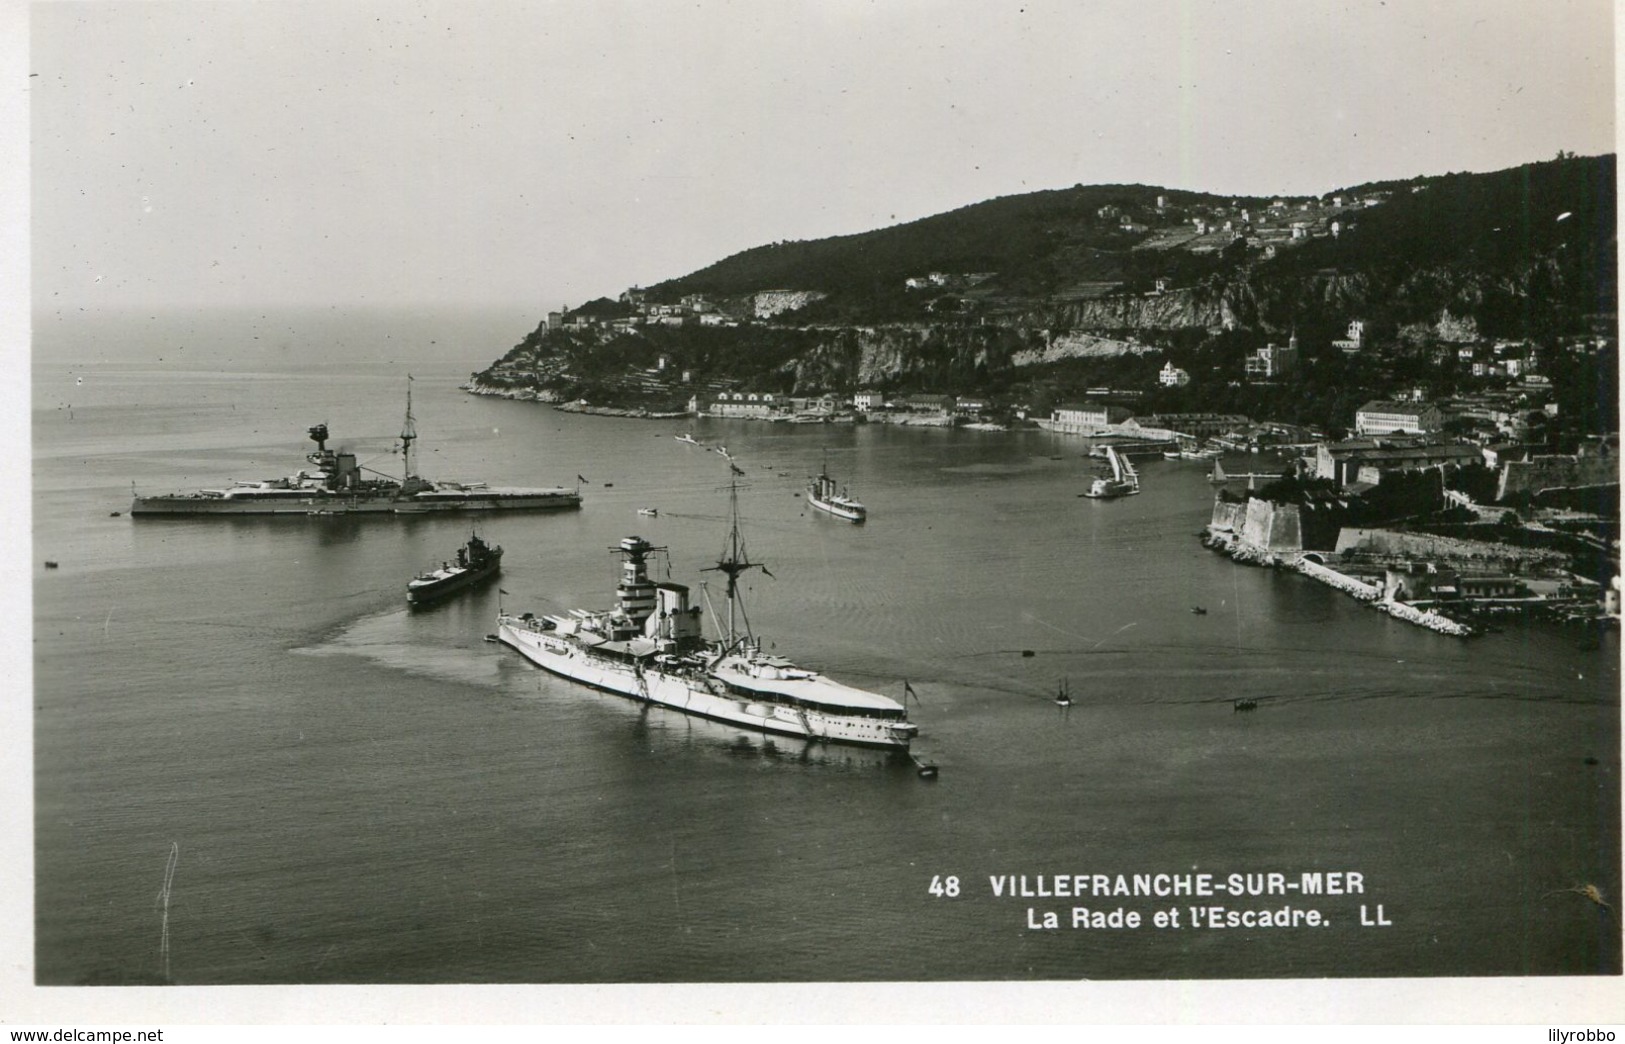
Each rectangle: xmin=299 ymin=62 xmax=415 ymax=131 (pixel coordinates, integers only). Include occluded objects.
xmin=130 ymin=382 xmax=581 ymax=516
xmin=496 ymin=480 xmax=914 ymax=749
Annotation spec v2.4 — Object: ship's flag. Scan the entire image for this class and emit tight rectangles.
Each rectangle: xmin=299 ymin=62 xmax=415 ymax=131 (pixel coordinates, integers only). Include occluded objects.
xmin=904 ymin=680 xmax=920 ymax=704
xmin=499 ymin=589 xmax=509 ymax=595
xmin=577 ymin=474 xmax=588 ymax=483
xmin=729 ymin=463 xmax=745 ymax=476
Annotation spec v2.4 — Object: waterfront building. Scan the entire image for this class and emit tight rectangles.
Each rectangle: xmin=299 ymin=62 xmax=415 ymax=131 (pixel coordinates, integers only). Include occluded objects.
xmin=1046 ymin=402 xmax=1133 ymax=432
xmin=903 ymin=394 xmax=955 ymax=414
xmin=694 ymin=391 xmax=783 ymax=419
xmin=1355 ymin=400 xmax=1445 ymax=436
xmin=1133 ymin=413 xmax=1251 ymax=439
xmin=1314 ymin=437 xmax=1483 ymax=485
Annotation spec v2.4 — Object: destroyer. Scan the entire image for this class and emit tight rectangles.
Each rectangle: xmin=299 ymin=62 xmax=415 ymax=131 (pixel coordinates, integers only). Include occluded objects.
xmin=130 ymin=382 xmax=581 ymax=516
xmin=408 ymin=531 xmax=502 ymax=607
xmin=496 ymin=480 xmax=915 ymax=749
xmin=806 ymin=453 xmax=866 ymax=523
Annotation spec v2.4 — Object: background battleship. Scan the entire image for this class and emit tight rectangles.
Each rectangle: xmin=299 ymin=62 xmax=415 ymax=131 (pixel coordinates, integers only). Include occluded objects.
xmin=129 ymin=384 xmax=582 ymax=516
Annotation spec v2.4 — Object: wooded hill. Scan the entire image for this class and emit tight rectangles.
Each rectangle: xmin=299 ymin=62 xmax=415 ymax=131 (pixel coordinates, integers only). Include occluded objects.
xmin=479 ymin=154 xmax=1615 ymax=437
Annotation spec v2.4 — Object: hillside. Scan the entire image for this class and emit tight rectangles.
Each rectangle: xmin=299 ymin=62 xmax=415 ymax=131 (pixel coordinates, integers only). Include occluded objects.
xmin=474 ymin=153 xmax=1617 ymax=438
xmin=648 ymin=183 xmax=1263 ymax=306
xmin=642 ymin=154 xmax=1614 ymax=332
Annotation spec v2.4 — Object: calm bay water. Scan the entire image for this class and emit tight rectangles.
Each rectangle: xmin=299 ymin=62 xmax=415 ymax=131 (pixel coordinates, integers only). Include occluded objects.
xmin=31 ymin=308 xmax=1620 ymax=984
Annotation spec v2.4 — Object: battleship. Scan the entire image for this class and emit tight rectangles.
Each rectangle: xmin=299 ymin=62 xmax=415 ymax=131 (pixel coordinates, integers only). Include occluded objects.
xmin=495 ymin=479 xmax=916 ymax=749
xmin=806 ymin=454 xmax=866 ymax=523
xmin=408 ymin=531 xmax=502 ymax=607
xmin=129 ymin=382 xmax=582 ymax=516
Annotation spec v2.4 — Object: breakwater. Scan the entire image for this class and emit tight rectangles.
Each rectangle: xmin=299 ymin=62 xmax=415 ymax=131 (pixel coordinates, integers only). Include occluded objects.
xmin=1203 ymin=526 xmax=1475 ymax=636
xmin=1295 ymin=558 xmax=1381 ymax=601
xmin=1373 ymin=598 xmax=1475 ymax=636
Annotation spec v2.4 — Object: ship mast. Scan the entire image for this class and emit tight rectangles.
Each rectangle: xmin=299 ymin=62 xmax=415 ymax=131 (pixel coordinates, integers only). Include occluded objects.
xmin=400 ymin=376 xmax=418 ymax=480
xmin=702 ymin=474 xmax=764 ymax=646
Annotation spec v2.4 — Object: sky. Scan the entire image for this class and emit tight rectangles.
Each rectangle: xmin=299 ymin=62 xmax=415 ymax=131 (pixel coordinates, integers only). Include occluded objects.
xmin=20 ymin=0 xmax=1621 ymax=313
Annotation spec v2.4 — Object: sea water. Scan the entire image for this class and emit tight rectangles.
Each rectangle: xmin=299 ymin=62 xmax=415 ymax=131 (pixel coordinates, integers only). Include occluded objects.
xmin=30 ymin=307 xmax=1621 ymax=983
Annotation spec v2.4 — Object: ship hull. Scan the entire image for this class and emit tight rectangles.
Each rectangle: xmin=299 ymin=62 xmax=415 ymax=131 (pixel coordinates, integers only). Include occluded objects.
xmin=806 ymin=493 xmax=865 ymax=523
xmin=408 ymin=561 xmax=501 ymax=607
xmin=130 ymin=490 xmax=581 ymax=516
xmin=497 ymin=620 xmax=912 ymax=750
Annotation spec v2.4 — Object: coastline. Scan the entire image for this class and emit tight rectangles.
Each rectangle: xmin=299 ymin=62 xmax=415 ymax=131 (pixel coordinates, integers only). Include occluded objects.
xmin=1201 ymin=527 xmax=1477 ymax=637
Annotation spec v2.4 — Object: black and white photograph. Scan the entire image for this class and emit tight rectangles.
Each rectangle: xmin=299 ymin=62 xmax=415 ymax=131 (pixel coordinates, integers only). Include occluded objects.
xmin=9 ymin=0 xmax=1622 ymax=1028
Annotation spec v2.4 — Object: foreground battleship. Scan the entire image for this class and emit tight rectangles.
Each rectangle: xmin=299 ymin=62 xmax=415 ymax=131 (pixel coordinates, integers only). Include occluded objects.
xmin=130 ymin=383 xmax=581 ymax=516
xmin=496 ymin=480 xmax=916 ymax=749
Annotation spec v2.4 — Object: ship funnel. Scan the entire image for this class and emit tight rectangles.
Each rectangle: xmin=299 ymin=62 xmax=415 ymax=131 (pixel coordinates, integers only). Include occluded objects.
xmin=648 ymin=583 xmax=703 ymax=644
xmin=333 ymin=452 xmax=360 ymax=489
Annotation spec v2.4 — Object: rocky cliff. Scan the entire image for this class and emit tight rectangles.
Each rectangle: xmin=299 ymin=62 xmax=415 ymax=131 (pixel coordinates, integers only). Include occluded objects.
xmin=786 ymin=324 xmax=1041 ymax=389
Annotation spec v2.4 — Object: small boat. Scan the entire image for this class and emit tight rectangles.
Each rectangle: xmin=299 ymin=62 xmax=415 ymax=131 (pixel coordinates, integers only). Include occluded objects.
xmin=483 ymin=634 xmax=500 ymax=643
xmin=1191 ymin=606 xmax=1208 ymax=615
xmin=43 ymin=560 xmax=59 ymax=569
xmin=675 ymin=433 xmax=700 ymax=446
xmin=109 ymin=511 xmax=121 ymax=517
xmin=916 ymin=763 xmax=939 ymax=779
xmin=637 ymin=507 xmax=659 ymax=517
xmin=1233 ymin=698 xmax=1258 ymax=713
xmin=1053 ymin=679 xmax=1073 ymax=707
xmin=1021 ymin=649 xmax=1035 ymax=658
xmin=407 ymin=531 xmax=502 ymax=607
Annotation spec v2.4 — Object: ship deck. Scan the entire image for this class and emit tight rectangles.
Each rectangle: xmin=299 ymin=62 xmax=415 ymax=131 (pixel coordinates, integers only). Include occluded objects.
xmin=712 ymin=656 xmax=904 ymax=715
